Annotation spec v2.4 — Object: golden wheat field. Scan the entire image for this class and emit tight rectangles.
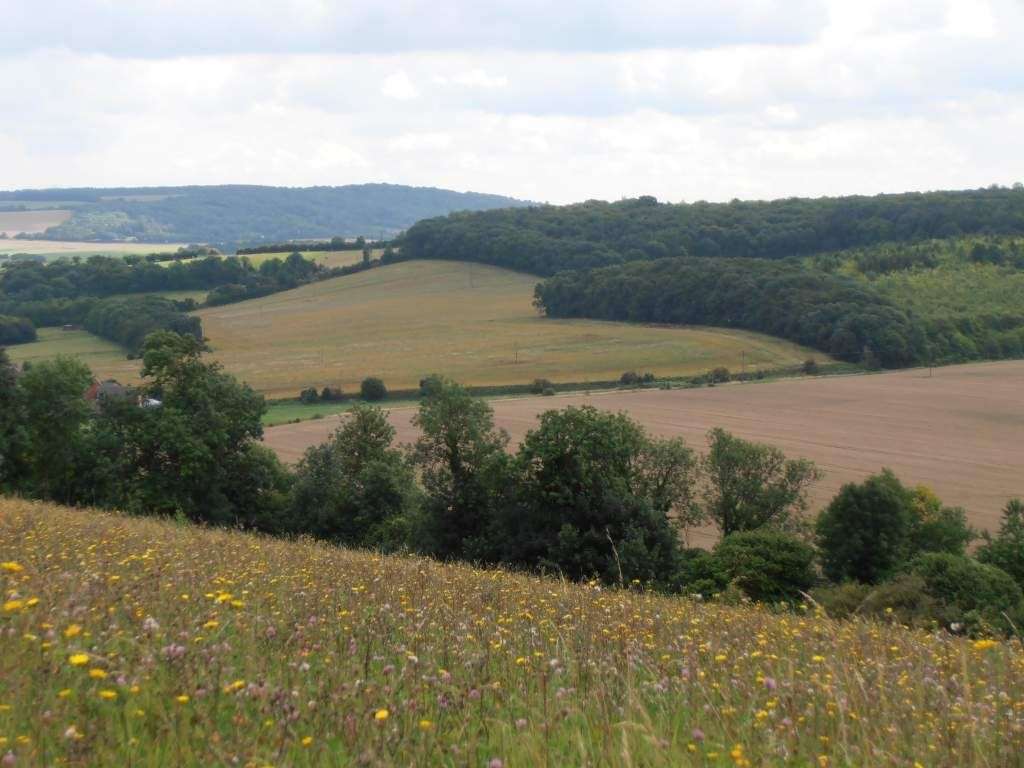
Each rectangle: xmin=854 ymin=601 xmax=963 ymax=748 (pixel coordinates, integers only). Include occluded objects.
xmin=0 ymin=499 xmax=1022 ymax=767
xmin=194 ymin=260 xmax=822 ymax=399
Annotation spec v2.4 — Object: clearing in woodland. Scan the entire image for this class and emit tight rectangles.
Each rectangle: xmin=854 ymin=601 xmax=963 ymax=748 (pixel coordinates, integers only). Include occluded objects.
xmin=195 ymin=260 xmax=821 ymax=399
xmin=265 ymin=360 xmax=1024 ymax=546
xmin=0 ymin=498 xmax=1020 ymax=767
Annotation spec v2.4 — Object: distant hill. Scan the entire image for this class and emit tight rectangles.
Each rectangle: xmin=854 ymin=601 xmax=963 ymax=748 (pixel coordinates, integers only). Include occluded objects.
xmin=0 ymin=184 xmax=530 ymax=247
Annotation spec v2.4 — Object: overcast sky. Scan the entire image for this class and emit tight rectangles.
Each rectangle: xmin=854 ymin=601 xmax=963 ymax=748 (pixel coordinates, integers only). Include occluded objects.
xmin=3 ymin=0 xmax=1023 ymax=203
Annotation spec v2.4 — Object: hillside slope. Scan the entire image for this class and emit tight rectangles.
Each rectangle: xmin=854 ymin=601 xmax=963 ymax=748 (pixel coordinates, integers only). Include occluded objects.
xmin=1 ymin=498 xmax=1021 ymax=766
xmin=195 ymin=260 xmax=821 ymax=398
xmin=0 ymin=184 xmax=529 ymax=245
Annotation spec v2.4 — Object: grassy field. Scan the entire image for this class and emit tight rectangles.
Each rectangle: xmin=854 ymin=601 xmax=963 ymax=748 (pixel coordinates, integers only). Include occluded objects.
xmin=196 ymin=260 xmax=822 ymax=399
xmin=0 ymin=210 xmax=73 ymax=237
xmin=1 ymin=499 xmax=1021 ymax=767
xmin=4 ymin=329 xmax=141 ymax=385
xmin=241 ymin=249 xmax=380 ymax=269
xmin=266 ymin=360 xmax=1024 ymax=547
xmin=0 ymin=240 xmax=186 ymax=260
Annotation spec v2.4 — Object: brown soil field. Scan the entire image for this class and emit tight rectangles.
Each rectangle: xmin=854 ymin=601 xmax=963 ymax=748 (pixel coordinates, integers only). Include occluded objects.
xmin=264 ymin=360 xmax=1024 ymax=547
xmin=0 ymin=210 xmax=72 ymax=236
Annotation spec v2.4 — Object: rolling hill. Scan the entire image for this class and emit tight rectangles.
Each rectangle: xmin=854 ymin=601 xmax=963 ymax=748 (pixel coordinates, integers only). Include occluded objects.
xmin=0 ymin=183 xmax=529 ymax=246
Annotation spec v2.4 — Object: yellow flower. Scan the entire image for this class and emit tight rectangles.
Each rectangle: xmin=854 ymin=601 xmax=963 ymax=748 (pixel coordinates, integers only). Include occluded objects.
xmin=1 ymin=562 xmax=24 ymax=573
xmin=69 ymin=653 xmax=89 ymax=666
xmin=714 ymin=653 xmax=728 ymax=663
xmin=812 ymin=655 xmax=826 ymax=663
xmin=3 ymin=599 xmax=24 ymax=612
xmin=418 ymin=719 xmax=433 ymax=731
xmin=224 ymin=679 xmax=246 ymax=693
xmin=175 ymin=695 xmax=189 ymax=704
xmin=374 ymin=708 xmax=389 ymax=721
xmin=973 ymin=639 xmax=998 ymax=651
xmin=64 ymin=624 xmax=82 ymax=638
xmin=301 ymin=736 xmax=313 ymax=747
xmin=89 ymin=668 xmax=108 ymax=679
xmin=57 ymin=689 xmax=73 ymax=699
xmin=25 ymin=597 xmax=39 ymax=607
xmin=98 ymin=690 xmax=118 ymax=701
xmin=203 ymin=620 xmax=220 ymax=630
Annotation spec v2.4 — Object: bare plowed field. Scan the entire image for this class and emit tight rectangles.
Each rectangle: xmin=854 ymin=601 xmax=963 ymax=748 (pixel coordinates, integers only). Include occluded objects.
xmin=265 ymin=360 xmax=1024 ymax=546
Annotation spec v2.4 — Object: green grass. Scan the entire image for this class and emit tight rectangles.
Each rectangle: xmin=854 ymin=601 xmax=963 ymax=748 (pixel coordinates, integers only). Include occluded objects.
xmin=4 ymin=329 xmax=140 ymax=384
xmin=1 ymin=498 xmax=1021 ymax=766
xmin=195 ymin=260 xmax=825 ymax=399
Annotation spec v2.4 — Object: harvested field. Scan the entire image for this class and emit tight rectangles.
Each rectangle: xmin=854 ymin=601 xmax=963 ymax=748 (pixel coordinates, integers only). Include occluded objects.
xmin=0 ymin=209 xmax=72 ymax=236
xmin=265 ymin=360 xmax=1024 ymax=546
xmin=197 ymin=260 xmax=820 ymax=399
xmin=0 ymin=239 xmax=185 ymax=259
xmin=5 ymin=328 xmax=141 ymax=385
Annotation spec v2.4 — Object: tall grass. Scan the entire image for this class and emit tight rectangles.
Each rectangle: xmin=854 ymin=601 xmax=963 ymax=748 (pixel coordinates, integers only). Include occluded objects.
xmin=1 ymin=499 xmax=1022 ymax=766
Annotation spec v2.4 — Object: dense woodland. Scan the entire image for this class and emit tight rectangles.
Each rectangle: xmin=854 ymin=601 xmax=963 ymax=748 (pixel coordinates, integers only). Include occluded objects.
xmin=400 ymin=187 xmax=1024 ymax=367
xmin=1 ymin=340 xmax=1021 ymax=638
xmin=3 ymin=184 xmax=528 ymax=245
xmin=401 ymin=186 xmax=1024 ymax=274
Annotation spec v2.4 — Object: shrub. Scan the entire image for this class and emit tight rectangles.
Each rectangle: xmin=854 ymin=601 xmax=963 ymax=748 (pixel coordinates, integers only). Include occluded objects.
xmin=530 ymin=378 xmax=553 ymax=395
xmin=419 ymin=375 xmax=444 ymax=398
xmin=709 ymin=367 xmax=731 ymax=383
xmin=976 ymin=499 xmax=1024 ymax=589
xmin=802 ymin=358 xmax=819 ymax=375
xmin=710 ymin=530 xmax=817 ymax=603
xmin=620 ymin=371 xmax=640 ymax=386
xmin=908 ymin=553 xmax=1024 ymax=635
xmin=299 ymin=387 xmax=319 ymax=404
xmin=319 ymin=387 xmax=346 ymax=402
xmin=809 ymin=582 xmax=872 ymax=620
xmin=360 ymin=377 xmax=387 ymax=401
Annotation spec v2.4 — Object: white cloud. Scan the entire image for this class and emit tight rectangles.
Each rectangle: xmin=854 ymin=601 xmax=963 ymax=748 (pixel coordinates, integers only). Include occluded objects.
xmin=0 ymin=0 xmax=1022 ymax=201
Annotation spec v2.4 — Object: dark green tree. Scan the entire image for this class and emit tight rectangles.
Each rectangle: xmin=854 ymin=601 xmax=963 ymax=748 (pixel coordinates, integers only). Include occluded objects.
xmin=816 ymin=469 xmax=915 ymax=584
xmin=700 ymin=428 xmax=821 ymax=536
xmin=0 ymin=349 xmax=27 ymax=489
xmin=107 ymin=331 xmax=267 ymax=522
xmin=411 ymin=379 xmax=509 ymax=559
xmin=710 ymin=530 xmax=817 ymax=603
xmin=18 ymin=356 xmax=92 ymax=502
xmin=289 ymin=405 xmax=418 ymax=549
xmin=499 ymin=406 xmax=683 ymax=586
xmin=360 ymin=377 xmax=387 ymax=401
xmin=977 ymin=499 xmax=1024 ymax=589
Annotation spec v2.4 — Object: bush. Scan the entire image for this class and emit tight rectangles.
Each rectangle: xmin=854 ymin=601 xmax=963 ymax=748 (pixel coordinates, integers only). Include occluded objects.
xmin=809 ymin=582 xmax=872 ymax=620
xmin=976 ymin=499 xmax=1024 ymax=589
xmin=299 ymin=387 xmax=319 ymax=404
xmin=710 ymin=530 xmax=817 ymax=603
xmin=419 ymin=375 xmax=444 ymax=398
xmin=319 ymin=387 xmax=346 ymax=402
xmin=908 ymin=552 xmax=1024 ymax=635
xmin=709 ymin=367 xmax=731 ymax=383
xmin=530 ymin=378 xmax=553 ymax=395
xmin=802 ymin=358 xmax=819 ymax=375
xmin=0 ymin=315 xmax=37 ymax=345
xmin=360 ymin=377 xmax=387 ymax=401
xmin=620 ymin=371 xmax=640 ymax=386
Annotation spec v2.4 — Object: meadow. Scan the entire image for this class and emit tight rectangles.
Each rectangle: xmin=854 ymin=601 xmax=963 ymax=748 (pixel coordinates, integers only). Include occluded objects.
xmin=195 ymin=260 xmax=821 ymax=399
xmin=1 ymin=498 xmax=1021 ymax=767
xmin=0 ymin=240 xmax=186 ymax=260
xmin=266 ymin=360 xmax=1024 ymax=547
xmin=5 ymin=329 xmax=141 ymax=385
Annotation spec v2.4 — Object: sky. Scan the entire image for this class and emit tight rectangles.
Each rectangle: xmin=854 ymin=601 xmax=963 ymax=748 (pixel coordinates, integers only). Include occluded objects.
xmin=2 ymin=0 xmax=1023 ymax=203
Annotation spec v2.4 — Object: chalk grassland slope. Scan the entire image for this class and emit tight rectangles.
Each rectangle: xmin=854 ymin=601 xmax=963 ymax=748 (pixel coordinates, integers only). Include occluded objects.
xmin=0 ymin=240 xmax=186 ymax=260
xmin=266 ymin=360 xmax=1024 ymax=546
xmin=194 ymin=261 xmax=820 ymax=399
xmin=5 ymin=329 xmax=142 ymax=384
xmin=2 ymin=499 xmax=1021 ymax=767
xmin=0 ymin=210 xmax=73 ymax=236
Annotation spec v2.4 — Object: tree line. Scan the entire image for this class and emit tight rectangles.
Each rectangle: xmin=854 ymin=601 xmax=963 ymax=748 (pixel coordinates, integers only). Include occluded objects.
xmin=400 ymin=186 xmax=1024 ymax=276
xmin=535 ymin=257 xmax=926 ymax=367
xmin=1 ymin=336 xmax=1020 ymax=637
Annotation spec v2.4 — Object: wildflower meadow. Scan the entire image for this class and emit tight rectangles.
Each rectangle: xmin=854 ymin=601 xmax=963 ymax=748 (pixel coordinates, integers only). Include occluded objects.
xmin=1 ymin=498 xmax=1022 ymax=767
